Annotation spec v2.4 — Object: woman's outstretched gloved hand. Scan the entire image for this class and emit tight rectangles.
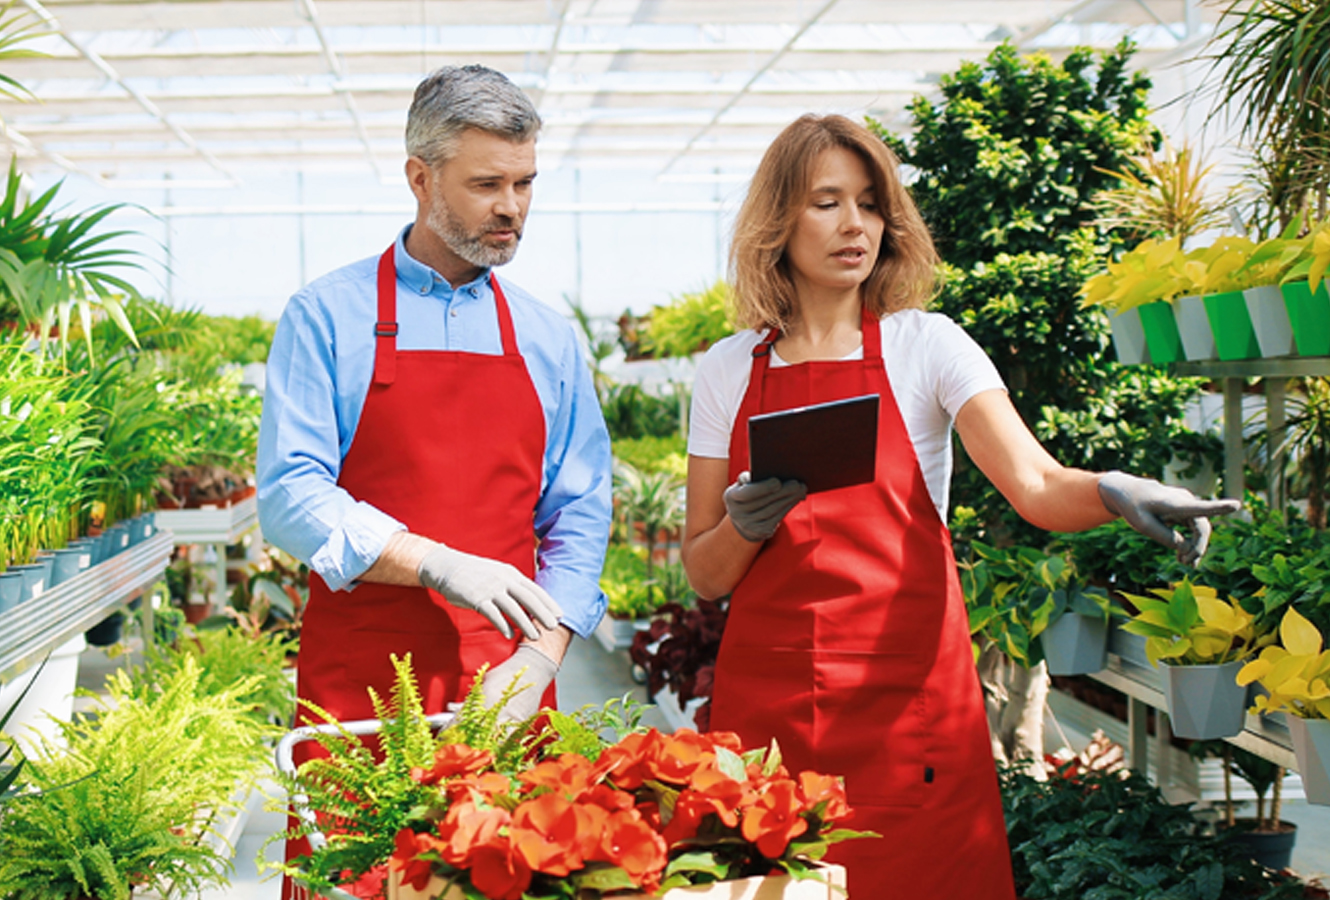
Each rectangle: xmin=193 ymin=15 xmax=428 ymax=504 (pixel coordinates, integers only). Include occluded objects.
xmin=1097 ymin=471 xmax=1242 ymax=566
xmin=724 ymin=471 xmax=807 ymax=542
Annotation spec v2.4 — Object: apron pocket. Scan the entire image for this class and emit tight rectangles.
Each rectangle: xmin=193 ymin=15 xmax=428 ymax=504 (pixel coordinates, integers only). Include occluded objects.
xmin=813 ymin=650 xmax=930 ymax=809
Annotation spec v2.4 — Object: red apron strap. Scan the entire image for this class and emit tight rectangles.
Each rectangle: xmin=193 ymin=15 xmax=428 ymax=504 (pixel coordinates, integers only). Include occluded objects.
xmin=861 ymin=303 xmax=882 ymax=361
xmin=748 ymin=327 xmax=778 ymax=412
xmin=374 ymin=246 xmax=399 ymax=386
xmin=490 ymin=274 xmax=520 ymax=357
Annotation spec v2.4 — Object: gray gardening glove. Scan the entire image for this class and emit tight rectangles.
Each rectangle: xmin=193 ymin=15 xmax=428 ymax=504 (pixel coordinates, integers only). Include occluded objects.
xmin=417 ymin=544 xmax=562 ymax=641
xmin=1097 ymin=471 xmax=1242 ymax=567
xmin=724 ymin=471 xmax=807 ymax=543
xmin=480 ymin=644 xmax=558 ymax=723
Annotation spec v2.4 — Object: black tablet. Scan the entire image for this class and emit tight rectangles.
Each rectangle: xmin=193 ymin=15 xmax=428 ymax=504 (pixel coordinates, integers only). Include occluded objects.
xmin=748 ymin=393 xmax=879 ymax=494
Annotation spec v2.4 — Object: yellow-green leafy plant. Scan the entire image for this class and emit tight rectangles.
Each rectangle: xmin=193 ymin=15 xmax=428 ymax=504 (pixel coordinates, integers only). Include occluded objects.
xmin=1178 ymin=236 xmax=1257 ymax=297
xmin=1237 ymin=606 xmax=1330 ymax=719
xmin=1121 ymin=580 xmax=1276 ymax=667
xmin=1081 ymin=236 xmax=1189 ymax=313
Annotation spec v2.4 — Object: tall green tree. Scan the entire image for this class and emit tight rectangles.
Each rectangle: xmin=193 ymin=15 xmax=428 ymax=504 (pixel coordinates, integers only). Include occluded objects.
xmin=875 ymin=40 xmax=1212 ymax=546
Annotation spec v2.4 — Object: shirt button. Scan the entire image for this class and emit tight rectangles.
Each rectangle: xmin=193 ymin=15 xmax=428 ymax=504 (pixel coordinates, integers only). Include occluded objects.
xmin=419 ymin=285 xmax=429 ymax=295
xmin=450 ymin=309 xmax=458 ymax=317
xmin=468 ymin=287 xmax=478 ymax=297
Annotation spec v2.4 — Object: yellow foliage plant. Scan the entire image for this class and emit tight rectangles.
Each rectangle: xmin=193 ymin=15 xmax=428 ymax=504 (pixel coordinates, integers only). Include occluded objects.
xmin=1237 ymin=607 xmax=1330 ymax=719
xmin=1121 ymin=580 xmax=1275 ymax=667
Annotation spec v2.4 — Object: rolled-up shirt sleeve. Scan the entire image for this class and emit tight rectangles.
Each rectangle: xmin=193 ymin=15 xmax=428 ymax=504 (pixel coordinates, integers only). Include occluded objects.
xmin=257 ymin=290 xmax=405 ymax=591
xmin=532 ymin=331 xmax=612 ymax=639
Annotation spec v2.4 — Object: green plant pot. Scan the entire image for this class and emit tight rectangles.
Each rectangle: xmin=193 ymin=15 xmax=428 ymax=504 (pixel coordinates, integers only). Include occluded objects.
xmin=1175 ymin=294 xmax=1218 ymax=361
xmin=1108 ymin=308 xmax=1150 ymax=365
xmin=1244 ymin=285 xmax=1297 ymax=358
xmin=1138 ymin=301 xmax=1185 ymax=364
xmin=1281 ymin=281 xmax=1330 ymax=356
xmin=1286 ymin=716 xmax=1330 ymax=806
xmin=1040 ymin=612 xmax=1108 ymax=676
xmin=1161 ymin=659 xmax=1246 ymax=739
xmin=1204 ymin=290 xmax=1262 ymax=361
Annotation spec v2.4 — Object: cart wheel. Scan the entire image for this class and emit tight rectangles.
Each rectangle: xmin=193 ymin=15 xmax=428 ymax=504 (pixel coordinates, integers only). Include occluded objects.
xmin=630 ymin=663 xmax=648 ymax=685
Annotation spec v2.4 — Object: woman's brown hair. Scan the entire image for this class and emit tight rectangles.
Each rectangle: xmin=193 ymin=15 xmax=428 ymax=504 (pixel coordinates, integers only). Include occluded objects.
xmin=729 ymin=114 xmax=938 ymax=332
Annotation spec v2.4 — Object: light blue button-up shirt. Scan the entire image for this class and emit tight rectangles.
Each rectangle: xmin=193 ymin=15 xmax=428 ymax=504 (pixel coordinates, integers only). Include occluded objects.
xmin=257 ymin=226 xmax=611 ymax=638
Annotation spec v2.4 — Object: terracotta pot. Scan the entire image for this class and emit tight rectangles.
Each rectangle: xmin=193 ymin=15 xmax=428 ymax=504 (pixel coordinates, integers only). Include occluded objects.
xmin=183 ymin=601 xmax=214 ymax=625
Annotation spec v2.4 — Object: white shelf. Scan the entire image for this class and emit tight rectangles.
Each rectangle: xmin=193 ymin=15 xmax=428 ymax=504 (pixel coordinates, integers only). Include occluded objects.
xmin=153 ymin=495 xmax=259 ymax=546
xmin=0 ymin=531 xmax=173 ymax=682
xmin=593 ymin=615 xmax=651 ymax=653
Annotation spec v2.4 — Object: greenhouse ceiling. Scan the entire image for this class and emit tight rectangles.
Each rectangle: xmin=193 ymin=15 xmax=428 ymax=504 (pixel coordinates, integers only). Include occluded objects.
xmin=0 ymin=0 xmax=1221 ymax=189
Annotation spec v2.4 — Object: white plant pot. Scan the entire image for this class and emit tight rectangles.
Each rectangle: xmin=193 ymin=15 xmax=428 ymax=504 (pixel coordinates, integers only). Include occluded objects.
xmin=1174 ymin=295 xmax=1218 ymax=361
xmin=1244 ymin=285 xmax=1297 ymax=358
xmin=1109 ymin=307 xmax=1150 ymax=365
xmin=1162 ymin=659 xmax=1247 ymax=740
xmin=0 ymin=633 xmax=86 ymax=752
xmin=1287 ymin=716 xmax=1330 ymax=806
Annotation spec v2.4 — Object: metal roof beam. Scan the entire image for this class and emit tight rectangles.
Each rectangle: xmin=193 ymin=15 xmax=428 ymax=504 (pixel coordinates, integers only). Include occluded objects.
xmin=659 ymin=0 xmax=841 ymax=174
xmin=297 ymin=0 xmax=383 ymax=178
xmin=19 ymin=0 xmax=235 ymax=182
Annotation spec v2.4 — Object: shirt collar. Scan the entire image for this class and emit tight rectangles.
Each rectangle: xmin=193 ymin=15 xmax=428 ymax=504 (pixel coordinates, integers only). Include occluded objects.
xmin=394 ymin=224 xmax=491 ymax=297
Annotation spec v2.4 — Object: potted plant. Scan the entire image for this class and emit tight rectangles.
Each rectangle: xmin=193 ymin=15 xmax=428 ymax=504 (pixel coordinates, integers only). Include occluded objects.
xmin=1120 ymin=580 xmax=1275 ymax=739
xmin=1238 ymin=607 xmax=1330 ymax=805
xmin=1189 ymin=740 xmax=1297 ymax=871
xmin=1081 ymin=236 xmax=1188 ymax=365
xmin=630 ymin=599 xmax=728 ymax=732
xmin=1174 ymin=237 xmax=1255 ymax=361
xmin=274 ymin=655 xmax=866 ymax=900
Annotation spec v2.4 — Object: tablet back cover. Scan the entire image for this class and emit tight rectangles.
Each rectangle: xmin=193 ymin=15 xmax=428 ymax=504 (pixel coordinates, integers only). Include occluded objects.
xmin=748 ymin=393 xmax=879 ymax=494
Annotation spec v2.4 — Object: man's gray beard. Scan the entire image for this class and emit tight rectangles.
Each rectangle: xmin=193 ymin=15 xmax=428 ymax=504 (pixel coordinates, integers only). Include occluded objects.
xmin=426 ymin=196 xmax=521 ymax=268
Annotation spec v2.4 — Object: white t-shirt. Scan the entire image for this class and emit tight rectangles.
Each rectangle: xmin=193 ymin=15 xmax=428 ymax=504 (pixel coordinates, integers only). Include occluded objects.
xmin=688 ymin=309 xmax=1006 ymax=520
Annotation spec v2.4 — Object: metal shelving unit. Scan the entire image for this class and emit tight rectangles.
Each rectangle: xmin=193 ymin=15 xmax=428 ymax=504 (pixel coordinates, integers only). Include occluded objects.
xmin=0 ymin=530 xmax=173 ymax=683
xmin=153 ymin=495 xmax=260 ymax=606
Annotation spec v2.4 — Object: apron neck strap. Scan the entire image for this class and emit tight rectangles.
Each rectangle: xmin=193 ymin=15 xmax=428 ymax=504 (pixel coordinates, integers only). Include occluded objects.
xmin=861 ymin=303 xmax=882 ymax=361
xmin=374 ymin=246 xmax=399 ymax=386
xmin=373 ymin=248 xmax=522 ymax=387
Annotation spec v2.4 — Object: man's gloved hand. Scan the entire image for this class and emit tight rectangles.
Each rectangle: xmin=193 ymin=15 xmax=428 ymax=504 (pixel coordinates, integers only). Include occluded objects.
xmin=1098 ymin=471 xmax=1242 ymax=566
xmin=480 ymin=644 xmax=558 ymax=723
xmin=417 ymin=544 xmax=562 ymax=641
xmin=724 ymin=471 xmax=807 ymax=542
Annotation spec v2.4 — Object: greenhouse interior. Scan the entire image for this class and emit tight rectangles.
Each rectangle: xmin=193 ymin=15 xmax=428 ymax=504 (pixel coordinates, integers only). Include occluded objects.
xmin=3 ymin=0 xmax=1330 ymax=897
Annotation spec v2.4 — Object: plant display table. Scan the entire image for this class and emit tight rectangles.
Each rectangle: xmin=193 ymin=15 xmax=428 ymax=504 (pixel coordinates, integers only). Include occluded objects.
xmin=0 ymin=530 xmax=173 ymax=683
xmin=154 ymin=494 xmax=259 ymax=605
xmin=1081 ymin=623 xmax=1298 ymax=776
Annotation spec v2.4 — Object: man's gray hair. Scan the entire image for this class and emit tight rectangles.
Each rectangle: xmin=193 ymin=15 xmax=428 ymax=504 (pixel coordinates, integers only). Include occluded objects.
xmin=406 ymin=65 xmax=541 ymax=166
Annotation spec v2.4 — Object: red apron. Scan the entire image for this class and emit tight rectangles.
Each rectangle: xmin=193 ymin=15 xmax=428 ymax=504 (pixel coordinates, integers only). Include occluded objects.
xmin=709 ymin=306 xmax=1015 ymax=898
xmin=284 ymin=246 xmax=554 ymax=896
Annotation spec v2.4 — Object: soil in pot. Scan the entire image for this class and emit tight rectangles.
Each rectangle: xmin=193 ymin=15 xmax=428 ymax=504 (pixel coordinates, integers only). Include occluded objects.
xmin=1219 ymin=819 xmax=1297 ymax=872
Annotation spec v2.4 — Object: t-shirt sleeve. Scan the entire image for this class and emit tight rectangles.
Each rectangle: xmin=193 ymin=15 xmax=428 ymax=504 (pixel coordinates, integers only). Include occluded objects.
xmin=929 ymin=316 xmax=1007 ymax=418
xmin=687 ymin=338 xmax=748 ymax=459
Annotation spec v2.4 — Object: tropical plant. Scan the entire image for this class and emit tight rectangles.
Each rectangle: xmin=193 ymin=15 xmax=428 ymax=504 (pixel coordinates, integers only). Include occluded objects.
xmin=1269 ymin=377 xmax=1330 ymax=529
xmin=959 ymin=542 xmax=1117 ymax=668
xmin=0 ymin=656 xmax=270 ymax=900
xmin=1000 ymin=763 xmax=1306 ymax=899
xmin=0 ymin=3 xmax=45 ymax=106
xmin=1189 ymin=740 xmax=1288 ymax=836
xmin=276 ymin=655 xmax=866 ymax=898
xmin=1120 ymin=580 xmax=1276 ymax=667
xmin=1092 ymin=141 xmax=1235 ymax=245
xmin=138 ymin=626 xmax=295 ymax=727
xmin=599 ymin=383 xmax=679 ymax=442
xmin=1204 ymin=0 xmax=1330 ymax=227
xmin=643 ymin=280 xmax=735 ymax=359
xmin=0 ymin=159 xmax=145 ymax=361
xmin=611 ymin=435 xmax=686 ymax=479
xmin=612 ymin=460 xmax=684 ymax=577
xmin=565 ymin=293 xmax=618 ymax=400
xmin=1237 ymin=606 xmax=1330 ymax=719
xmin=1081 ymin=236 xmax=1190 ymax=313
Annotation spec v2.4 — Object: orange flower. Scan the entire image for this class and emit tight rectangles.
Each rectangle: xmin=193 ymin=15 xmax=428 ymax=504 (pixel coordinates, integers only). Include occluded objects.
xmin=469 ymin=837 xmax=532 ymax=900
xmin=434 ymin=800 xmax=510 ymax=868
xmin=509 ymin=792 xmax=587 ymax=876
xmin=389 ymin=829 xmax=440 ymax=890
xmin=594 ymin=809 xmax=668 ymax=886
xmin=412 ymin=744 xmax=495 ymax=785
xmin=581 ymin=782 xmax=635 ymax=812
xmin=798 ymin=771 xmax=851 ymax=822
xmin=741 ymin=779 xmax=808 ymax=858
xmin=597 ymin=731 xmax=653 ymax=789
xmin=518 ymin=752 xmax=608 ymax=799
xmin=444 ymin=771 xmax=513 ymax=805
xmin=644 ymin=729 xmax=715 ymax=784
xmin=705 ymin=730 xmax=746 ymax=754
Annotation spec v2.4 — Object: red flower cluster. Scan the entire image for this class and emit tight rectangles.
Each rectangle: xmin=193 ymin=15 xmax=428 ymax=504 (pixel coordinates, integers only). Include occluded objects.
xmin=388 ymin=728 xmax=853 ymax=900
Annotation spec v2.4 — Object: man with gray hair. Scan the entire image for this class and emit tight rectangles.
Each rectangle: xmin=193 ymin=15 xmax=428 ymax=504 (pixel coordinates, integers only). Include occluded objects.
xmin=258 ymin=65 xmax=611 ymax=810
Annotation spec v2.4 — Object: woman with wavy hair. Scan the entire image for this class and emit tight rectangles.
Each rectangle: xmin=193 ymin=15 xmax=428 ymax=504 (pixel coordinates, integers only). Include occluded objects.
xmin=681 ymin=114 xmax=1236 ymax=896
